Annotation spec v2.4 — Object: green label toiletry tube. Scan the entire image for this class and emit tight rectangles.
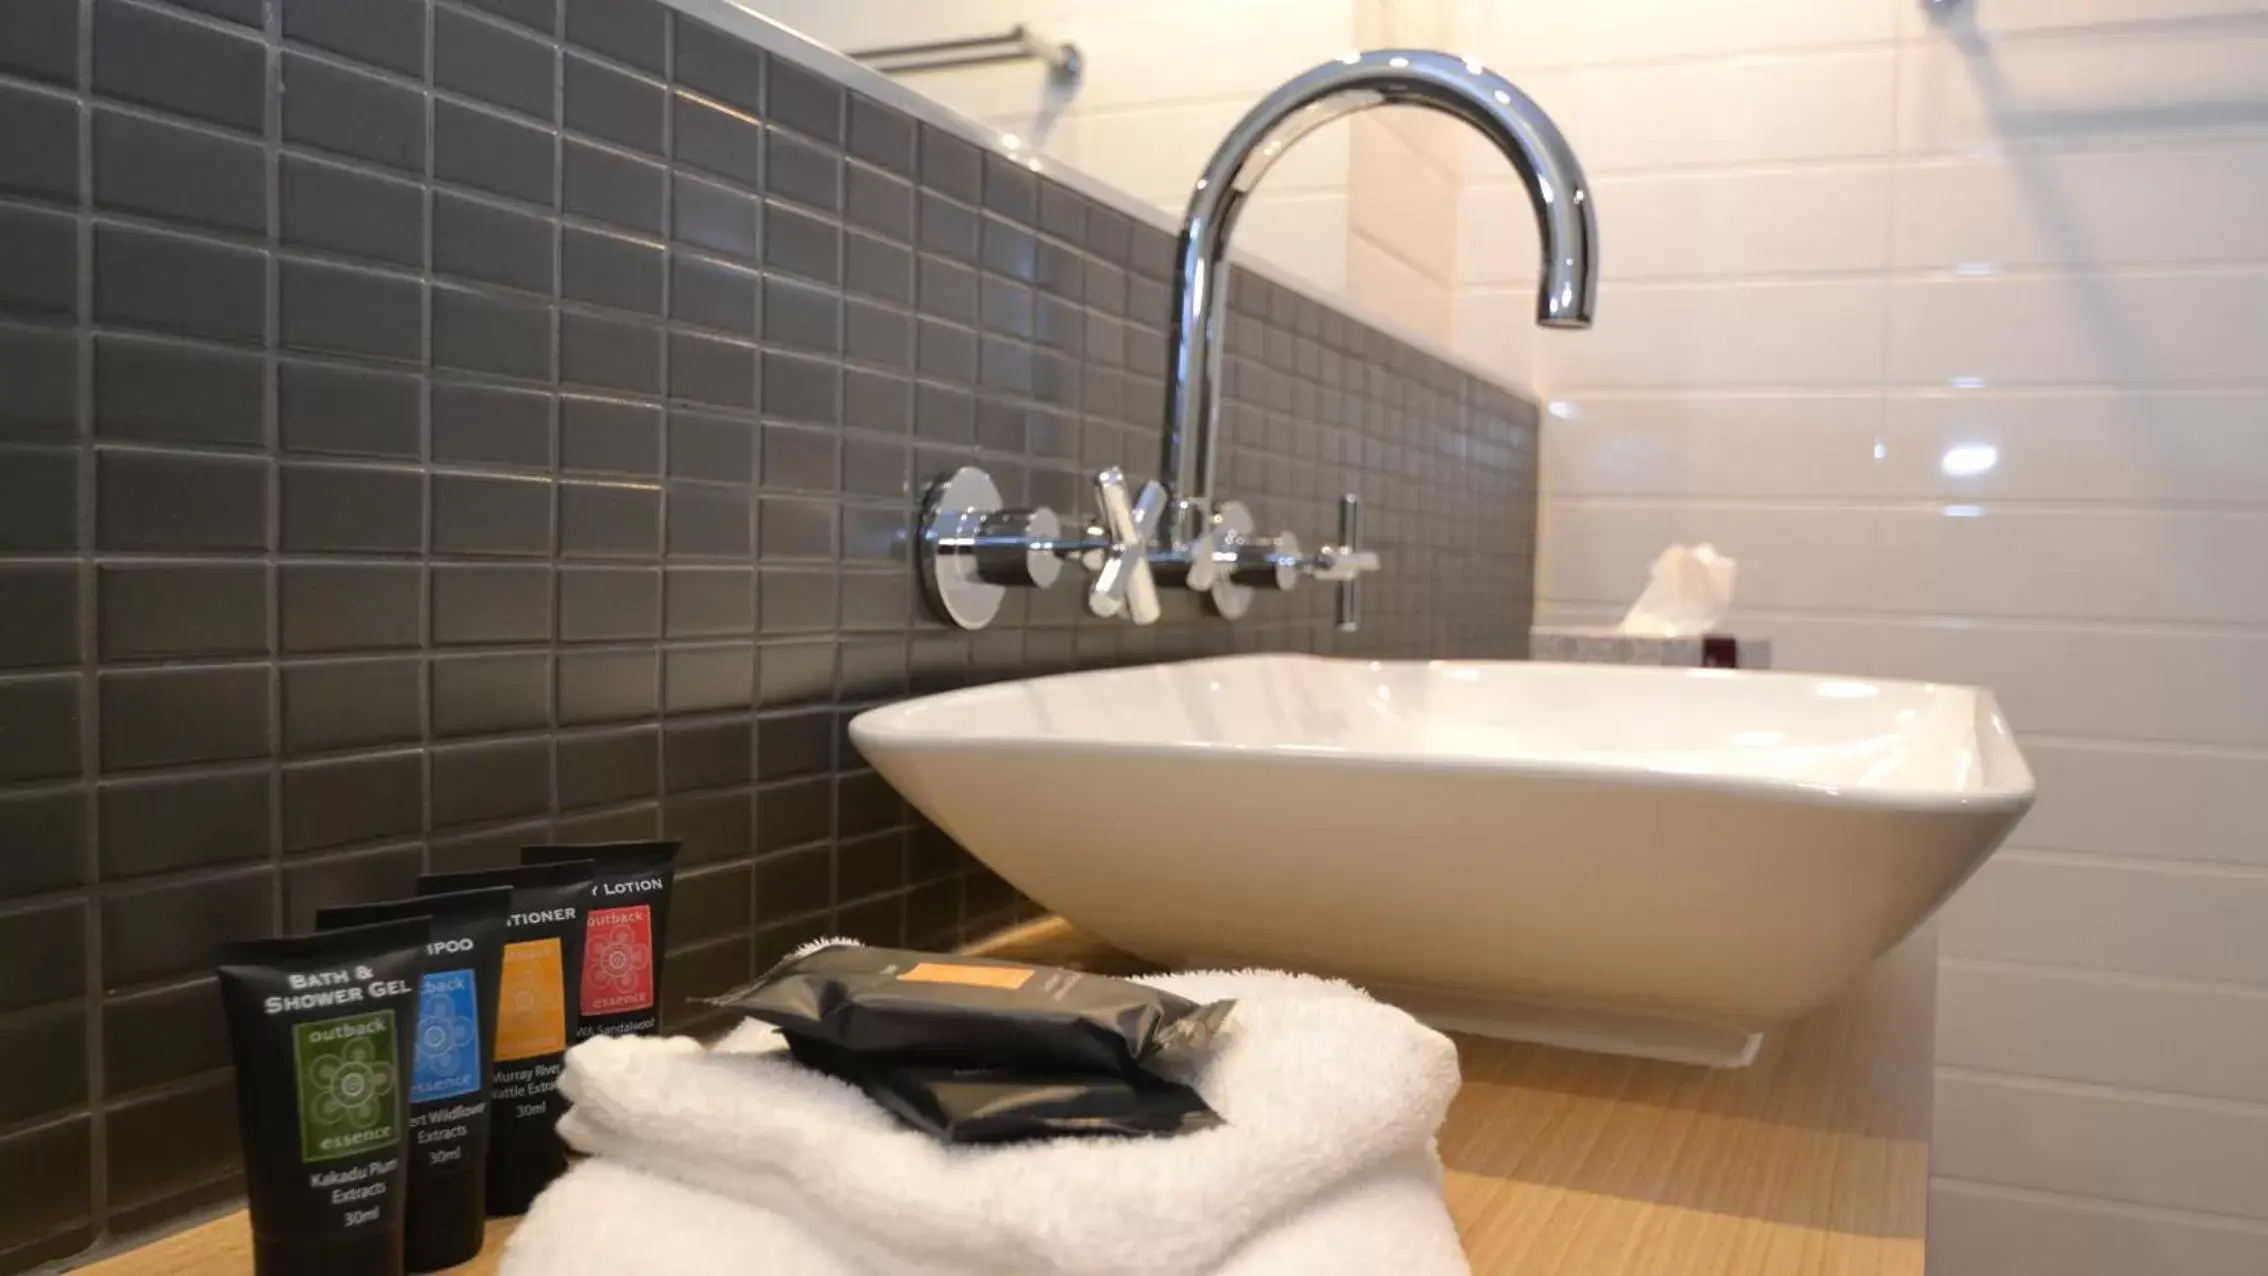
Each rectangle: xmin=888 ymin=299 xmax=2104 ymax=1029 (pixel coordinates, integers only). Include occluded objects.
xmin=416 ymin=862 xmax=592 ymax=1217
xmin=216 ymin=919 xmax=429 ymax=1276
xmin=521 ymin=840 xmax=681 ymax=1040
xmin=316 ymin=888 xmax=510 ymax=1272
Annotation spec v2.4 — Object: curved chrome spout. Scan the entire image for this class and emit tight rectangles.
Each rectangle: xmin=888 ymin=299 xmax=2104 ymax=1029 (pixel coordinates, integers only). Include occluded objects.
xmin=907 ymin=51 xmax=1593 ymax=634
xmin=1162 ymin=49 xmax=1598 ymax=521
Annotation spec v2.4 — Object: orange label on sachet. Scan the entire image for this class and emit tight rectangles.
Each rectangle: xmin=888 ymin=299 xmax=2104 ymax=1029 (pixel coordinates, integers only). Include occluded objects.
xmin=897 ymin=961 xmax=1035 ymax=990
xmin=495 ymin=938 xmax=567 ymax=1061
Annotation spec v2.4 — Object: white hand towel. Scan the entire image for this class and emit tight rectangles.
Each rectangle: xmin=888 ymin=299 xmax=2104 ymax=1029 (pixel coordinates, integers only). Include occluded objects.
xmin=517 ymin=968 xmax=1468 ymax=1276
xmin=501 ymin=1141 xmax=1467 ymax=1276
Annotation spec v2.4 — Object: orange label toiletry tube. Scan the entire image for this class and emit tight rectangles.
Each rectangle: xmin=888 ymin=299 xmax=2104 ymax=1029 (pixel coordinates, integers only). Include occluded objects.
xmin=494 ymin=938 xmax=567 ymax=1061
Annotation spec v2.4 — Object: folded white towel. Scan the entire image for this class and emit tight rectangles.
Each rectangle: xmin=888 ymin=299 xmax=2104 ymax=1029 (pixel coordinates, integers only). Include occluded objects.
xmin=504 ymin=968 xmax=1468 ymax=1276
xmin=504 ymin=1141 xmax=1466 ymax=1276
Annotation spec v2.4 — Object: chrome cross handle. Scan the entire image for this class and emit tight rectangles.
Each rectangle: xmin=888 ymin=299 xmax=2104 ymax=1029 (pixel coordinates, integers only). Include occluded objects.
xmin=913 ymin=465 xmax=1369 ymax=632
xmin=1086 ymin=467 xmax=1167 ymax=624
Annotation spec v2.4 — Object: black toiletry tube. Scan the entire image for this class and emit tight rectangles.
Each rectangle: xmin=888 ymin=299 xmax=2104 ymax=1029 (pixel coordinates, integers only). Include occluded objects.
xmin=216 ymin=919 xmax=429 ymax=1276
xmin=415 ymin=862 xmax=592 ymax=1217
xmin=315 ymin=888 xmax=511 ymax=1272
xmin=520 ymin=840 xmax=682 ymax=1041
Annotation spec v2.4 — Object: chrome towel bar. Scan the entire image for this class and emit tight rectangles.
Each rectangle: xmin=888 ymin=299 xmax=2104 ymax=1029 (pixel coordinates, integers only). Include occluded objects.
xmin=848 ymin=25 xmax=1083 ymax=85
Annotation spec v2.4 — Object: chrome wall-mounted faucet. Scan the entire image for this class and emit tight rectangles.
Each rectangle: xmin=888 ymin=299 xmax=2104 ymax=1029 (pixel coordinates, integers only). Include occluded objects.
xmin=917 ymin=49 xmax=1597 ymax=633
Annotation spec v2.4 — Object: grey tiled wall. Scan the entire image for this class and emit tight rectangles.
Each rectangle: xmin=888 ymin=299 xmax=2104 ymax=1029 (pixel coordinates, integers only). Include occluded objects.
xmin=0 ymin=0 xmax=1538 ymax=1265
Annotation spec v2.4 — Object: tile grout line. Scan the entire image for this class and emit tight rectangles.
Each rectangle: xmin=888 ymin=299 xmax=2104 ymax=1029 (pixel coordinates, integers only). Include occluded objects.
xmin=259 ymin=0 xmax=285 ymax=967
xmin=547 ymin=0 xmax=570 ymax=844
xmin=74 ymin=0 xmax=106 ymax=1249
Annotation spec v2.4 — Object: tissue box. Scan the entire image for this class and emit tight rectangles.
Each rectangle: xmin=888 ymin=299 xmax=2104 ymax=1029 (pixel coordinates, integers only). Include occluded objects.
xmin=1530 ymin=626 xmax=1772 ymax=670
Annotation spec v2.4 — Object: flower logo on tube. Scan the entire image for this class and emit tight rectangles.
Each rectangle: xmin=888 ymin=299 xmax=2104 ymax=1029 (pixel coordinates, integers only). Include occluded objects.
xmin=581 ymin=906 xmax=655 ymax=1015
xmin=293 ymin=1010 xmax=402 ymax=1161
xmin=411 ymin=970 xmax=482 ymax=1102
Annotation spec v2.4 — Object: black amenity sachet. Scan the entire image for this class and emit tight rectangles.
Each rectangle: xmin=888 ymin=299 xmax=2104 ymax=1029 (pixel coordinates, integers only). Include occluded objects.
xmin=707 ymin=942 xmax=1235 ymax=1078
xmin=787 ymin=1036 xmax=1222 ymax=1143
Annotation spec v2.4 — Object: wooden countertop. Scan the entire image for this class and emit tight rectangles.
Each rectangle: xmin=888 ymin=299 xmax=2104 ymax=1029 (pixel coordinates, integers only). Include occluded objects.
xmin=79 ymin=1217 xmax=516 ymax=1274
xmin=971 ymin=918 xmax=1937 ymax=1276
xmin=84 ymin=919 xmax=1932 ymax=1275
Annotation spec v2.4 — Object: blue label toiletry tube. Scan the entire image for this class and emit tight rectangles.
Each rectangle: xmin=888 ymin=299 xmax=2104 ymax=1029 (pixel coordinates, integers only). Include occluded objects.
xmin=216 ymin=919 xmax=429 ymax=1276
xmin=315 ymin=888 xmax=510 ymax=1272
xmin=520 ymin=840 xmax=681 ymax=1041
xmin=415 ymin=862 xmax=592 ymax=1217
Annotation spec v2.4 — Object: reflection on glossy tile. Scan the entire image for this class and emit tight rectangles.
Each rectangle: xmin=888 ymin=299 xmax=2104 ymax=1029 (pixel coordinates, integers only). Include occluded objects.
xmin=281 ymin=50 xmax=423 ymax=174
xmin=1541 ymin=497 xmax=1880 ymax=613
xmin=435 ymin=99 xmax=555 ymax=206
xmin=1897 ymin=28 xmax=2268 ymax=158
xmin=96 ymin=0 xmax=264 ymax=132
xmin=1890 ymin=271 xmax=2268 ymax=387
xmin=1541 ymin=280 xmax=1888 ymax=391
xmin=1469 ymin=166 xmax=1891 ymax=286
xmin=568 ymin=54 xmax=665 ymax=155
xmin=567 ymin=139 xmax=668 ymax=235
xmin=1542 ymin=394 xmax=1885 ymax=499
xmin=1895 ymin=144 xmax=2268 ymax=272
xmin=1488 ymin=48 xmax=1895 ymax=175
xmin=1474 ymin=0 xmax=1892 ymax=72
xmin=436 ymin=5 xmax=553 ymax=120
xmin=1876 ymin=505 xmax=2268 ymax=626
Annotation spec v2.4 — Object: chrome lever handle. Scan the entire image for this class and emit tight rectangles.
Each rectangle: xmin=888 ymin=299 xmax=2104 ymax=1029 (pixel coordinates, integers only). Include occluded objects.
xmin=1306 ymin=545 xmax=1380 ymax=582
xmin=1321 ymin=493 xmax=1375 ymax=632
xmin=1086 ymin=467 xmax=1167 ymax=624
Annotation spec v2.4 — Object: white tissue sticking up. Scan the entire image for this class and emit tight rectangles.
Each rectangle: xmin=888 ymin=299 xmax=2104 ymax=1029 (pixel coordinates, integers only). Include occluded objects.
xmin=1618 ymin=544 xmax=1737 ymax=638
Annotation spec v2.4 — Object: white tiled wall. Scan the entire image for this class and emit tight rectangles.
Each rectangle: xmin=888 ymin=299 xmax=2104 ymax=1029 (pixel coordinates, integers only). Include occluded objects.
xmin=1464 ymin=1 xmax=2268 ymax=1269
xmin=752 ymin=0 xmax=2268 ymax=1264
xmin=746 ymin=0 xmax=1464 ymax=327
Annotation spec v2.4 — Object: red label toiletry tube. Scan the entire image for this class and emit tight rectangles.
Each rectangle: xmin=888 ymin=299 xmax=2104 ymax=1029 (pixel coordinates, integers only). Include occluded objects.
xmin=521 ymin=841 xmax=680 ymax=1040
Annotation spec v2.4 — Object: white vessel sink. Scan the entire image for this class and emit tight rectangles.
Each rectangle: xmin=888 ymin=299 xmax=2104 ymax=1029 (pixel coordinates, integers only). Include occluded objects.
xmin=850 ymin=654 xmax=2033 ymax=1064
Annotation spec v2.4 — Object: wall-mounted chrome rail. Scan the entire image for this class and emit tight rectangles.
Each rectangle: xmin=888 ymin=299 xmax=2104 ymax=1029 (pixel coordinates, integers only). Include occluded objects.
xmin=847 ymin=25 xmax=1083 ymax=85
